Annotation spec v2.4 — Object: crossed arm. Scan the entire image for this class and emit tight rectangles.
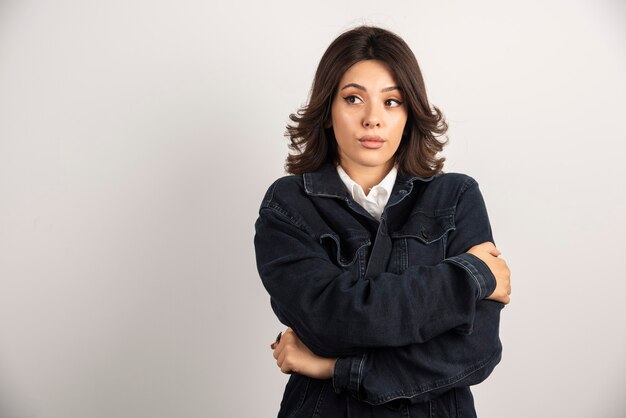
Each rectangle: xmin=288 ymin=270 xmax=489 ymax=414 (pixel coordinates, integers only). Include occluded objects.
xmin=255 ymin=181 xmax=511 ymax=404
xmin=271 ymin=242 xmax=510 ymax=370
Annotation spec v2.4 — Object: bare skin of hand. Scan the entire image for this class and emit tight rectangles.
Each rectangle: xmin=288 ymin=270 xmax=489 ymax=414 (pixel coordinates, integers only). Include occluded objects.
xmin=271 ymin=328 xmax=337 ymax=379
xmin=467 ymin=241 xmax=511 ymax=304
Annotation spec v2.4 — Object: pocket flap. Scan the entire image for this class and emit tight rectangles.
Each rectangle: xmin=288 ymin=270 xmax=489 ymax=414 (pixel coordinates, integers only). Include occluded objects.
xmin=319 ymin=231 xmax=371 ymax=267
xmin=391 ymin=208 xmax=455 ymax=244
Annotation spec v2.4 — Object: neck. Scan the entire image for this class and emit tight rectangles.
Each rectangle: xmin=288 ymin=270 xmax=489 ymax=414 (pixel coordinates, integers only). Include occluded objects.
xmin=340 ymin=160 xmax=394 ymax=193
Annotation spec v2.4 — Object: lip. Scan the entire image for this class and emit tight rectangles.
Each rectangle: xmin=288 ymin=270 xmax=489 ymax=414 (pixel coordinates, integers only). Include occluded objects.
xmin=358 ymin=135 xmax=385 ymax=149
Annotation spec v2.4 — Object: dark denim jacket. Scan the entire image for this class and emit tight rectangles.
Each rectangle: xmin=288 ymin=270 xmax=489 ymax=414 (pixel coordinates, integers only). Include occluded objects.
xmin=255 ymin=163 xmax=504 ymax=417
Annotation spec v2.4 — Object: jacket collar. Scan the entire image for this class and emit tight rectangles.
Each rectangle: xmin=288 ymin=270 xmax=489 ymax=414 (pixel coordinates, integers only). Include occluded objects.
xmin=303 ymin=163 xmax=440 ymax=199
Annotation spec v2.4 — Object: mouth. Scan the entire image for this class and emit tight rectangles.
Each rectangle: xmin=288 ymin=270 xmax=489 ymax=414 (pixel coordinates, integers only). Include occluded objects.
xmin=358 ymin=136 xmax=385 ymax=149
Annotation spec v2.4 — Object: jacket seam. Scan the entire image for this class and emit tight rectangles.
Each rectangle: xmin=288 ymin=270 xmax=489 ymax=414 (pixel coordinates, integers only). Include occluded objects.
xmin=443 ymin=256 xmax=483 ymax=300
xmin=459 ymin=176 xmax=478 ymax=196
xmin=453 ymin=177 xmax=478 ymax=227
xmin=356 ymin=353 xmax=366 ymax=400
xmin=364 ymin=349 xmax=500 ymax=405
xmin=261 ymin=204 xmax=307 ymax=232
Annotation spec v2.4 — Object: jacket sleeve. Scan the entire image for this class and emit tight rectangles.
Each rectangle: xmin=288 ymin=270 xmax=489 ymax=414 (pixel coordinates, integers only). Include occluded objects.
xmin=254 ymin=177 xmax=497 ymax=358
xmin=332 ymin=180 xmax=505 ymax=404
xmin=332 ymin=300 xmax=503 ymax=405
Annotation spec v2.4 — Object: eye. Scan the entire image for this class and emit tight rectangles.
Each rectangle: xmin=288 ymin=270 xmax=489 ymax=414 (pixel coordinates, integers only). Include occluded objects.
xmin=385 ymin=98 xmax=403 ymax=108
xmin=343 ymin=95 xmax=363 ymax=105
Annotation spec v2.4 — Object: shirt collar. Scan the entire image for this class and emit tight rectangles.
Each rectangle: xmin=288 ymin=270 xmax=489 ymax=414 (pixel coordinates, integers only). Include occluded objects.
xmin=336 ymin=164 xmax=397 ymax=201
xmin=303 ymin=162 xmax=438 ymax=199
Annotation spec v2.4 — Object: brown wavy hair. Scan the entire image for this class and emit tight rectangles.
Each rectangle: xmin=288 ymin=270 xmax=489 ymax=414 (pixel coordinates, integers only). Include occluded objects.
xmin=285 ymin=26 xmax=448 ymax=177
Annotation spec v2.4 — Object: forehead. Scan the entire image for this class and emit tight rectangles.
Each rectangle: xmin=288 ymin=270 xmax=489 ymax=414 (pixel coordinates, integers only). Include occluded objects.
xmin=339 ymin=60 xmax=398 ymax=86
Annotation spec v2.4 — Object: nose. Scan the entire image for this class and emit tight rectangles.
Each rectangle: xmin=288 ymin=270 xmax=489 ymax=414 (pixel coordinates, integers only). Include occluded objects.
xmin=362 ymin=104 xmax=382 ymax=128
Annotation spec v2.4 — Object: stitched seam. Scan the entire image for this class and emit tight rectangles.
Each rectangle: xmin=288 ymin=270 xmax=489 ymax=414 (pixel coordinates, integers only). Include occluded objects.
xmin=303 ymin=174 xmax=349 ymax=199
xmin=356 ymin=353 xmax=366 ymax=401
xmin=262 ymin=180 xmax=279 ymax=207
xmin=444 ymin=257 xmax=482 ymax=298
xmin=262 ymin=205 xmax=307 ymax=232
xmin=319 ymin=233 xmax=371 ymax=267
xmin=459 ymin=177 xmax=477 ymax=195
xmin=359 ymin=247 xmax=367 ymax=279
xmin=402 ymin=238 xmax=408 ymax=271
xmin=364 ymin=350 xmax=499 ymax=405
xmin=391 ymin=225 xmax=455 ymax=243
xmin=312 ymin=381 xmax=328 ymax=418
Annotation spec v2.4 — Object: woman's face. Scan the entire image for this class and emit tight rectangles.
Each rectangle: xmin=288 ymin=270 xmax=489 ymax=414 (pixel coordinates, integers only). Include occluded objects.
xmin=330 ymin=59 xmax=408 ymax=174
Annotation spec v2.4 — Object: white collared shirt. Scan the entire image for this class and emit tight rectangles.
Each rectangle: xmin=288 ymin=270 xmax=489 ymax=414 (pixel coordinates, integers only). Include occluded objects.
xmin=336 ymin=165 xmax=397 ymax=221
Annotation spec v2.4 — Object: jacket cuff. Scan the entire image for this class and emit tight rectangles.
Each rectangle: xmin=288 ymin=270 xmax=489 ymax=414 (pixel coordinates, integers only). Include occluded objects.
xmin=444 ymin=253 xmax=496 ymax=300
xmin=332 ymin=354 xmax=366 ymax=399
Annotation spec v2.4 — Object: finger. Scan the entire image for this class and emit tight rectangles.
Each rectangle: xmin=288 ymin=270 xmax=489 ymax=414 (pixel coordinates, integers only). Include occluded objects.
xmin=271 ymin=330 xmax=285 ymax=350
xmin=273 ymin=342 xmax=284 ymax=360
xmin=277 ymin=348 xmax=290 ymax=373
xmin=488 ymin=247 xmax=501 ymax=257
xmin=273 ymin=341 xmax=284 ymax=360
xmin=279 ymin=356 xmax=295 ymax=375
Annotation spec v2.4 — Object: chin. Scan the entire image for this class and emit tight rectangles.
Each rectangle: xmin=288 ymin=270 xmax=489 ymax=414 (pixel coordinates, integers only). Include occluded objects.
xmin=355 ymin=157 xmax=394 ymax=169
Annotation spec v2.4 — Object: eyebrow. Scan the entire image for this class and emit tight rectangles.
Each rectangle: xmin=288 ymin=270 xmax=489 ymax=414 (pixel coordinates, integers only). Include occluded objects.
xmin=340 ymin=83 xmax=401 ymax=93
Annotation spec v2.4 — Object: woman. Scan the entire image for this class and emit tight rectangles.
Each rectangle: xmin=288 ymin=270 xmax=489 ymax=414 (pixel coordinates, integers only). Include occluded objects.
xmin=254 ymin=26 xmax=511 ymax=417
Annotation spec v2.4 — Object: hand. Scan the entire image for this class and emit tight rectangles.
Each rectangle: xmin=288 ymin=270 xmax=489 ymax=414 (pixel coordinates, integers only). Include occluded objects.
xmin=271 ymin=328 xmax=337 ymax=379
xmin=467 ymin=242 xmax=511 ymax=304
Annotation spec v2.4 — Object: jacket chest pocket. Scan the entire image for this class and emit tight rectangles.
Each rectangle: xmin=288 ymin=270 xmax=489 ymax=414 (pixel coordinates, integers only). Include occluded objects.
xmin=319 ymin=231 xmax=371 ymax=280
xmin=391 ymin=208 xmax=455 ymax=269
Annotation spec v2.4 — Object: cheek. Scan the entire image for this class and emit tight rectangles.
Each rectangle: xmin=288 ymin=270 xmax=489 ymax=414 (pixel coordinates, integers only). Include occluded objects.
xmin=395 ymin=114 xmax=408 ymax=136
xmin=332 ymin=113 xmax=352 ymax=138
xmin=389 ymin=116 xmax=408 ymax=150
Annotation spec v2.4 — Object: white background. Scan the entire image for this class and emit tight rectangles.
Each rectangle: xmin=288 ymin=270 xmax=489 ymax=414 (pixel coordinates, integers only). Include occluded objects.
xmin=1 ymin=0 xmax=625 ymax=417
